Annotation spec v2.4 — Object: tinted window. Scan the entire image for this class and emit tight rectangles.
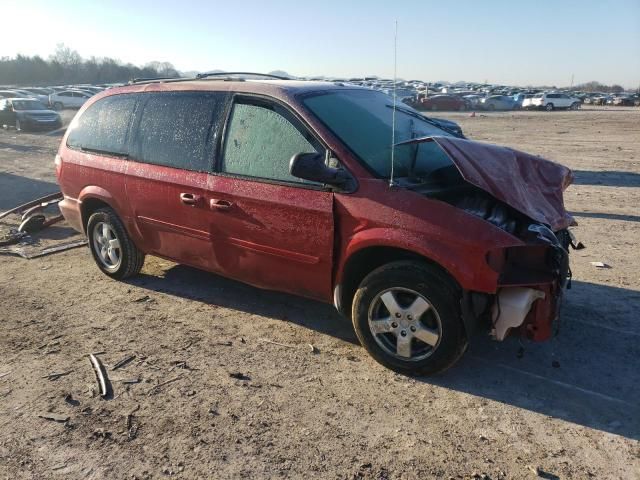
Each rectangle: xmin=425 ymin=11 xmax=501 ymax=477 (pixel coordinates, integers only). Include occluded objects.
xmin=132 ymin=92 xmax=225 ymax=172
xmin=547 ymin=94 xmax=559 ymax=98
xmin=221 ymin=101 xmax=322 ymax=183
xmin=67 ymin=94 xmax=137 ymax=155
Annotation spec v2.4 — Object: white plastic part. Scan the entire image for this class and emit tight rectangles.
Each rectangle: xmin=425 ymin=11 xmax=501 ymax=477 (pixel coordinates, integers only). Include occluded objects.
xmin=491 ymin=287 xmax=546 ymax=341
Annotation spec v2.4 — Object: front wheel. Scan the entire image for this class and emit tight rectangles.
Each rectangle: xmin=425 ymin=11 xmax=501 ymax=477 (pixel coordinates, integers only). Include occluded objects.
xmin=351 ymin=261 xmax=467 ymax=376
xmin=87 ymin=208 xmax=145 ymax=279
xmin=53 ymin=102 xmax=64 ymax=111
xmin=571 ymin=102 xmax=580 ymax=110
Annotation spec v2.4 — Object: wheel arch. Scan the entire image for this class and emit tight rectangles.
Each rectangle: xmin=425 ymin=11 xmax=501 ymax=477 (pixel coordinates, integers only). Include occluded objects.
xmin=78 ymin=186 xmax=118 ymax=233
xmin=335 ymin=244 xmax=461 ymax=319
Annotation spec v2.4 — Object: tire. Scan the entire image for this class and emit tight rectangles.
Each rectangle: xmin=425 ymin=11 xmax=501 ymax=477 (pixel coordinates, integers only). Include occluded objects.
xmin=431 ymin=105 xmax=437 ymax=111
xmin=87 ymin=208 xmax=145 ymax=280
xmin=545 ymin=103 xmax=554 ymax=111
xmin=488 ymin=104 xmax=495 ymax=111
xmin=351 ymin=261 xmax=468 ymax=376
xmin=571 ymin=102 xmax=580 ymax=110
xmin=15 ymin=118 xmax=21 ymax=132
xmin=54 ymin=102 xmax=64 ymax=111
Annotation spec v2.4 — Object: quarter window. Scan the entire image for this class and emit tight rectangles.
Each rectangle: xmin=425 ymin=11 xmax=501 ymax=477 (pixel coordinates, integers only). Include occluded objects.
xmin=221 ymin=101 xmax=322 ymax=183
xmin=67 ymin=94 xmax=138 ymax=155
xmin=132 ymin=92 xmax=225 ymax=172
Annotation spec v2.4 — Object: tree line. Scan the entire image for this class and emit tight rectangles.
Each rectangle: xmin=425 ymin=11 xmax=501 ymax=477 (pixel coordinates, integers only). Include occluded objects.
xmin=0 ymin=44 xmax=180 ymax=86
xmin=573 ymin=81 xmax=627 ymax=93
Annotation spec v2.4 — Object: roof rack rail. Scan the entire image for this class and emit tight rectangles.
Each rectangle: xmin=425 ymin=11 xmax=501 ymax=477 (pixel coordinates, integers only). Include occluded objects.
xmin=195 ymin=72 xmax=291 ymax=80
xmin=128 ymin=77 xmax=187 ymax=85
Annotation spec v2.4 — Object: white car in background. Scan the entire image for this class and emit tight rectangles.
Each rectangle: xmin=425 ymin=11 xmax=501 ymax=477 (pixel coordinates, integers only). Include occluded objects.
xmin=523 ymin=92 xmax=581 ymax=111
xmin=49 ymin=90 xmax=92 ymax=110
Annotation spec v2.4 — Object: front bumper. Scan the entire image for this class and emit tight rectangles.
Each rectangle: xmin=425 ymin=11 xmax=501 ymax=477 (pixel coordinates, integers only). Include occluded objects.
xmin=21 ymin=118 xmax=62 ymax=130
xmin=486 ymin=230 xmax=572 ymax=342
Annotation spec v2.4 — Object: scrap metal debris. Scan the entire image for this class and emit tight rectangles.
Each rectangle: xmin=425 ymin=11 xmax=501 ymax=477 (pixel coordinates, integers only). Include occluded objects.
xmin=590 ymin=261 xmax=611 ymax=268
xmin=89 ymin=354 xmax=109 ymax=398
xmin=0 ymin=191 xmax=86 ymax=257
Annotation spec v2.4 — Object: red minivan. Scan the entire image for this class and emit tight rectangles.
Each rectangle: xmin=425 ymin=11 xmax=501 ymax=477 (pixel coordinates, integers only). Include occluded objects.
xmin=55 ymin=75 xmax=577 ymax=375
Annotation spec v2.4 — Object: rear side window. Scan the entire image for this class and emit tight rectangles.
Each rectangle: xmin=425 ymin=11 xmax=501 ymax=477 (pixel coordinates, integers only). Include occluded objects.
xmin=221 ymin=100 xmax=322 ymax=183
xmin=67 ymin=94 xmax=138 ymax=155
xmin=131 ymin=92 xmax=225 ymax=172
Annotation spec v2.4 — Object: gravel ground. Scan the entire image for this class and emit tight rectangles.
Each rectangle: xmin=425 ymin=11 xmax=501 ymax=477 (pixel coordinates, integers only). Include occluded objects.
xmin=0 ymin=106 xmax=639 ymax=479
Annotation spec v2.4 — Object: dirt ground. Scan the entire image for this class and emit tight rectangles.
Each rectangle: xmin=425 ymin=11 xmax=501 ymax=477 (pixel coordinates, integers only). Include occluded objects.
xmin=1 ymin=106 xmax=639 ymax=479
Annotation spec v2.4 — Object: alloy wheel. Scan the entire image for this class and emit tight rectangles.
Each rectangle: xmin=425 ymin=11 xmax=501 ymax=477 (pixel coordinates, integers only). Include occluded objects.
xmin=367 ymin=287 xmax=442 ymax=362
xmin=92 ymin=222 xmax=122 ymax=271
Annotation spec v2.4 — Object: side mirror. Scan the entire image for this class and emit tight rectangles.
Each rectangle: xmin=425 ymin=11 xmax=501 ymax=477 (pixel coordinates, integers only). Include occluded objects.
xmin=289 ymin=152 xmax=349 ymax=187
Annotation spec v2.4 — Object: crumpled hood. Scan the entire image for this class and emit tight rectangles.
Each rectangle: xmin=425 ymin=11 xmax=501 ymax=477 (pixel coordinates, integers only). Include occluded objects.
xmin=397 ymin=136 xmax=575 ymax=231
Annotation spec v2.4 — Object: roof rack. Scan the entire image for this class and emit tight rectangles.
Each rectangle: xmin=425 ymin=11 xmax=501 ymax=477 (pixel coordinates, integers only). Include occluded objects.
xmin=195 ymin=72 xmax=291 ymax=80
xmin=128 ymin=77 xmax=189 ymax=85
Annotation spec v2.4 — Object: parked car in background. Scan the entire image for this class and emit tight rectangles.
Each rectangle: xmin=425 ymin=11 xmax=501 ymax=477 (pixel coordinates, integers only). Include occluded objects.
xmin=463 ymin=94 xmax=483 ymax=108
xmin=612 ymin=96 xmax=635 ymax=106
xmin=410 ymin=94 xmax=468 ymax=111
xmin=0 ymin=90 xmax=24 ymax=99
xmin=55 ymin=78 xmax=576 ymax=375
xmin=481 ymin=95 xmax=518 ymax=111
xmin=522 ymin=92 xmax=581 ymax=111
xmin=0 ymin=98 xmax=62 ymax=131
xmin=49 ymin=90 xmax=92 ymax=110
xmin=10 ymin=88 xmax=49 ymax=104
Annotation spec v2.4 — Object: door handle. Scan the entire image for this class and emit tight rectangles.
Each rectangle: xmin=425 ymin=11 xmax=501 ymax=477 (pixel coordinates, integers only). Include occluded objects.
xmin=210 ymin=199 xmax=233 ymax=211
xmin=180 ymin=192 xmax=200 ymax=206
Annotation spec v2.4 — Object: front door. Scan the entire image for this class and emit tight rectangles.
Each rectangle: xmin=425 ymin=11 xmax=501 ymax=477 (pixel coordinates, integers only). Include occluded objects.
xmin=206 ymin=96 xmax=335 ymax=301
xmin=125 ymin=91 xmax=228 ymax=272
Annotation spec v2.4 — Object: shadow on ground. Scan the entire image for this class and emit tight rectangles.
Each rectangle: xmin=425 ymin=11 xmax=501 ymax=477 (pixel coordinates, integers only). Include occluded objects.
xmin=572 ymin=170 xmax=640 ymax=187
xmin=0 ymin=172 xmax=59 ymax=211
xmin=129 ymin=266 xmax=640 ymax=441
xmin=570 ymin=210 xmax=640 ymax=223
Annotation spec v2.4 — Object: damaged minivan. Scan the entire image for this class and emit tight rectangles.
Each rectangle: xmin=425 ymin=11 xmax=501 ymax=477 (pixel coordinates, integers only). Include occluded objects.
xmin=55 ymin=76 xmax=578 ymax=375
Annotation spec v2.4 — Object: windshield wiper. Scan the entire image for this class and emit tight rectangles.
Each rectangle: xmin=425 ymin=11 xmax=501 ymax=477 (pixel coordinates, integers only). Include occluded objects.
xmin=80 ymin=146 xmax=129 ymax=158
xmin=385 ymin=104 xmax=457 ymax=136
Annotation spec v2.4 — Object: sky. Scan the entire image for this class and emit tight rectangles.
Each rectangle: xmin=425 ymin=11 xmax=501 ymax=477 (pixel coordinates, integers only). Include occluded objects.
xmin=3 ymin=0 xmax=640 ymax=88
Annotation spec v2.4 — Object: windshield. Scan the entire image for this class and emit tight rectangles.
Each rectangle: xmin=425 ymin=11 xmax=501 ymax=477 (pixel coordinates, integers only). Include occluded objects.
xmin=12 ymin=100 xmax=48 ymax=111
xmin=303 ymin=89 xmax=454 ymax=179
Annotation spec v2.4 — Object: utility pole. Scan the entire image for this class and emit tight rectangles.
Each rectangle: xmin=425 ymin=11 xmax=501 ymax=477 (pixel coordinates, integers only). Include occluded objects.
xmin=570 ymin=73 xmax=574 ymax=88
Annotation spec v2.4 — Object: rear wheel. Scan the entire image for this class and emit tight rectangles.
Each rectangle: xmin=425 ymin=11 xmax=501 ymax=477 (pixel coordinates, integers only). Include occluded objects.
xmin=53 ymin=102 xmax=63 ymax=111
xmin=545 ymin=103 xmax=554 ymax=111
xmin=570 ymin=102 xmax=580 ymax=110
xmin=87 ymin=208 xmax=145 ymax=279
xmin=351 ymin=261 xmax=467 ymax=376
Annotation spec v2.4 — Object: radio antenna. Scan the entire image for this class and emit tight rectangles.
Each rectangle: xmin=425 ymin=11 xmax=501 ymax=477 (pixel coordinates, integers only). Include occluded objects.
xmin=389 ymin=20 xmax=398 ymax=187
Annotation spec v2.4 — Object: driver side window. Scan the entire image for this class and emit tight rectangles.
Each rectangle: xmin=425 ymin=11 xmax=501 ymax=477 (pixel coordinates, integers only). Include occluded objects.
xmin=221 ymin=99 xmax=324 ymax=184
